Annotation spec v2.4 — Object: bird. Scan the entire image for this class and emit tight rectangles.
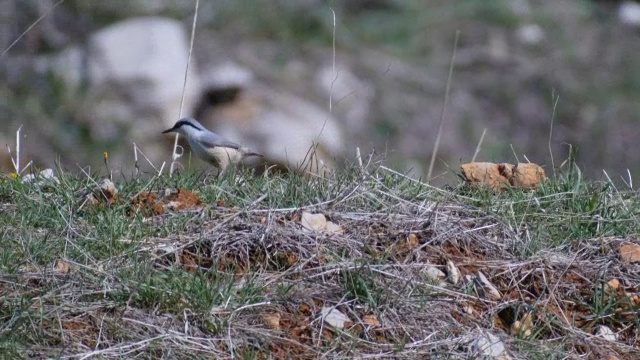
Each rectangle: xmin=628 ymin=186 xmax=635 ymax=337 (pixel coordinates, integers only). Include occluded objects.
xmin=162 ymin=117 xmax=262 ymax=173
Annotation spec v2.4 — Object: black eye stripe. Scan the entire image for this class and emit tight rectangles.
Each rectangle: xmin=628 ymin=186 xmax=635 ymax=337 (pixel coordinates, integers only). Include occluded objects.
xmin=175 ymin=120 xmax=203 ymax=131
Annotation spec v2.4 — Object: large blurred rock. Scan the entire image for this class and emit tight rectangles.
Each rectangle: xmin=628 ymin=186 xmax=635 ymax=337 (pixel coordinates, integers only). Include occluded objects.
xmin=197 ymin=64 xmax=344 ymax=174
xmin=74 ymin=0 xmax=195 ymax=17
xmin=315 ymin=63 xmax=375 ymax=134
xmin=619 ymin=1 xmax=640 ymax=27
xmin=51 ymin=17 xmax=200 ymax=167
xmin=88 ymin=17 xmax=200 ymax=129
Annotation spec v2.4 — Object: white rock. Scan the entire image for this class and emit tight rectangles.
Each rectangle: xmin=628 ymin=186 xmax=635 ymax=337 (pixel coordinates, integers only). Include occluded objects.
xmin=516 ymin=24 xmax=544 ymax=45
xmin=325 ymin=221 xmax=344 ymax=235
xmin=619 ymin=1 xmax=640 ymax=27
xmin=546 ymin=252 xmax=571 ymax=265
xmin=88 ymin=17 xmax=201 ymax=128
xmin=596 ymin=325 xmax=618 ymax=341
xmin=424 ymin=266 xmax=446 ymax=284
xmin=315 ymin=64 xmax=374 ymax=133
xmin=202 ymin=84 xmax=344 ymax=174
xmin=476 ymin=271 xmax=502 ymax=301
xmin=51 ymin=16 xmax=201 ymax=154
xmin=39 ymin=168 xmax=57 ymax=180
xmin=201 ymin=62 xmax=255 ymax=90
xmin=301 ymin=212 xmax=327 ymax=232
xmin=300 ymin=211 xmax=343 ymax=234
xmin=463 ymin=304 xmax=474 ymax=315
xmin=23 ymin=168 xmax=59 ymax=185
xmin=446 ymin=260 xmax=461 ymax=285
xmin=469 ymin=331 xmax=510 ymax=359
xmin=321 ymin=307 xmax=350 ymax=329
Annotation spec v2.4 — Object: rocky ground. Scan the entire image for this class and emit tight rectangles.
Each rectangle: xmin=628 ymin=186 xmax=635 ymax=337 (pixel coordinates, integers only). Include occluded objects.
xmin=1 ymin=163 xmax=639 ymax=359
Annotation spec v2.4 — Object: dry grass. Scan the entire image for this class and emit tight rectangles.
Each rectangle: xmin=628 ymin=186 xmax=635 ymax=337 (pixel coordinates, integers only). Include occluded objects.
xmin=0 ymin=163 xmax=639 ymax=359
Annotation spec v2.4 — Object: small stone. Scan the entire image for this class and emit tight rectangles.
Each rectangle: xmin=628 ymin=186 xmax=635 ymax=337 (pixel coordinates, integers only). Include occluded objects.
xmin=596 ymin=325 xmax=618 ymax=341
xmin=262 ymin=312 xmax=281 ymax=330
xmin=96 ymin=178 xmax=118 ymax=203
xmin=22 ymin=168 xmax=59 ymax=185
xmin=462 ymin=304 xmax=474 ymax=315
xmin=619 ymin=243 xmax=640 ymax=263
xmin=300 ymin=211 xmax=342 ymax=234
xmin=547 ymin=253 xmax=571 ymax=265
xmin=301 ymin=212 xmax=327 ymax=232
xmin=424 ymin=266 xmax=446 ymax=284
xmin=362 ymin=314 xmax=381 ymax=327
xmin=476 ymin=271 xmax=502 ymax=301
xmin=606 ymin=279 xmax=621 ymax=293
xmin=325 ymin=221 xmax=344 ymax=235
xmin=446 ymin=260 xmax=461 ymax=285
xmin=321 ymin=307 xmax=350 ymax=330
xmin=469 ymin=331 xmax=510 ymax=359
xmin=39 ymin=168 xmax=57 ymax=180
xmin=625 ymin=293 xmax=640 ymax=305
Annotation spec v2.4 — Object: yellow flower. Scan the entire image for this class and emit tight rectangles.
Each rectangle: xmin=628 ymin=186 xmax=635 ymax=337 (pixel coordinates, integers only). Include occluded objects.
xmin=103 ymin=151 xmax=109 ymax=161
xmin=3 ymin=172 xmax=19 ymax=182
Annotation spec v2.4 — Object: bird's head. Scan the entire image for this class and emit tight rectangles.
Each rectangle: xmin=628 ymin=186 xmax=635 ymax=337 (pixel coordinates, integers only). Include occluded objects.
xmin=162 ymin=117 xmax=205 ymax=136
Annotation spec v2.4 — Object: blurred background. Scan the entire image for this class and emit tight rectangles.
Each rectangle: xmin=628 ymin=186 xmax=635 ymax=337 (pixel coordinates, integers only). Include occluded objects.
xmin=1 ymin=0 xmax=639 ymax=184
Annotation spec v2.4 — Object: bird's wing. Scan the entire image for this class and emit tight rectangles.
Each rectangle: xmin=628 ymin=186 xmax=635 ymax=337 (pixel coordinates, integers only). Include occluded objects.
xmin=199 ymin=134 xmax=243 ymax=150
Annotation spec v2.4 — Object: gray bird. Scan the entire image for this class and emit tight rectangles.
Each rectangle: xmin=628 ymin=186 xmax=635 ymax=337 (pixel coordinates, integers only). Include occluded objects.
xmin=162 ymin=117 xmax=262 ymax=173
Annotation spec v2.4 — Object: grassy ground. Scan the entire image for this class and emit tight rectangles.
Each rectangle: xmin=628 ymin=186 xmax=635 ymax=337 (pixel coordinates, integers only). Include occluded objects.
xmin=0 ymin=162 xmax=639 ymax=359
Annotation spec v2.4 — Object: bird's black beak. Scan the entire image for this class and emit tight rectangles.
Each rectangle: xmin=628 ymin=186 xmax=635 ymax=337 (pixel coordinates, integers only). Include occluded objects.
xmin=162 ymin=126 xmax=176 ymax=134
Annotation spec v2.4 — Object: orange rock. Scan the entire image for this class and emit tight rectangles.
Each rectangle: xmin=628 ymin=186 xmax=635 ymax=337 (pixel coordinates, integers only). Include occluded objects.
xmin=262 ymin=312 xmax=281 ymax=330
xmin=461 ymin=162 xmax=510 ymax=189
xmin=510 ymin=163 xmax=546 ymax=188
xmin=461 ymin=162 xmax=546 ymax=189
xmin=619 ymin=243 xmax=640 ymax=263
xmin=498 ymin=163 xmax=516 ymax=180
xmin=54 ymin=259 xmax=71 ymax=274
xmin=363 ymin=314 xmax=381 ymax=327
xmin=606 ymin=279 xmax=621 ymax=292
